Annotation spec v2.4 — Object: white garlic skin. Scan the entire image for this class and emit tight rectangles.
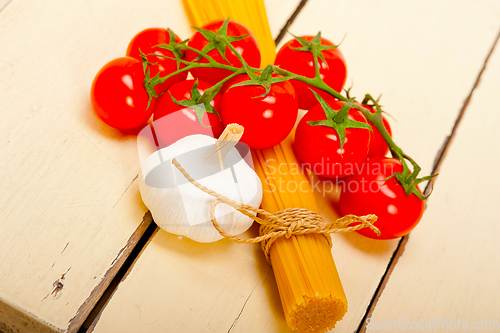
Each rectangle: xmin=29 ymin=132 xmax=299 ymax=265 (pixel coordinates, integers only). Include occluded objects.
xmin=139 ymin=135 xmax=262 ymax=243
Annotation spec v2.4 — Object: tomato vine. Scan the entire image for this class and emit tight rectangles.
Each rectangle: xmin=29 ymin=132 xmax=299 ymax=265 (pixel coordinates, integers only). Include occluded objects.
xmin=142 ymin=20 xmax=436 ymax=200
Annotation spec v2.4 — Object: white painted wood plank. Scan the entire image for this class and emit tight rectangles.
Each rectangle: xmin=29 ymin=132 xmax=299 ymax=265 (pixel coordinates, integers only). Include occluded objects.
xmin=367 ymin=35 xmax=500 ymax=332
xmin=233 ymin=1 xmax=500 ymax=332
xmin=0 ymin=0 xmax=192 ymax=331
xmin=91 ymin=1 xmax=500 ymax=333
xmin=91 ymin=227 xmax=275 ymax=333
xmin=263 ymin=0 xmax=301 ymax=39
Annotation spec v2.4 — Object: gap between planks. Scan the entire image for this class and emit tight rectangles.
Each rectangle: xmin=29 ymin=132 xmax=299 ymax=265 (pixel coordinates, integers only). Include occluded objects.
xmin=67 ymin=212 xmax=155 ymax=333
xmin=355 ymin=26 xmax=500 ymax=333
xmin=0 ymin=0 xmax=11 ymax=13
xmin=79 ymin=215 xmax=158 ymax=333
xmin=274 ymin=0 xmax=308 ymax=45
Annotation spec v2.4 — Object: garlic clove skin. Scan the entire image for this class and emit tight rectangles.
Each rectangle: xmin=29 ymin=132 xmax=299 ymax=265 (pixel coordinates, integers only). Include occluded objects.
xmin=139 ymin=134 xmax=262 ymax=243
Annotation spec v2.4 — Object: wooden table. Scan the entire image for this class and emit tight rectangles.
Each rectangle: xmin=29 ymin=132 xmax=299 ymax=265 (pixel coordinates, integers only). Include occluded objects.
xmin=1 ymin=0 xmax=499 ymax=332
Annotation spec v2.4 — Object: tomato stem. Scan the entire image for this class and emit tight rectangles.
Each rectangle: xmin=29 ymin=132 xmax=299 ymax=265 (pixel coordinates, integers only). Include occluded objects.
xmin=333 ymin=100 xmax=352 ymax=123
xmin=311 ymin=44 xmax=322 ymax=79
xmin=218 ymin=35 xmax=260 ymax=80
xmin=197 ymin=69 xmax=245 ymax=105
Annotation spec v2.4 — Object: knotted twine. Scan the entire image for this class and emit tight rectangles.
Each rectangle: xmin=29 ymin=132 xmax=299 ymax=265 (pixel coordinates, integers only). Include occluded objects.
xmin=172 ymin=158 xmax=380 ymax=263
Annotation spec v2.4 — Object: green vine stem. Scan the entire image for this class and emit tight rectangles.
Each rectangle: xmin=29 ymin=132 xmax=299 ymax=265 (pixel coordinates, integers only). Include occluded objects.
xmin=216 ymin=35 xmax=259 ymax=80
xmin=198 ymin=69 xmax=243 ymax=101
xmin=143 ymin=24 xmax=436 ymax=199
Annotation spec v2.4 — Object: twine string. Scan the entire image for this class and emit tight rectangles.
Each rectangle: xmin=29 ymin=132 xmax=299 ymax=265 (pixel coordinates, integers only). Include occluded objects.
xmin=172 ymin=158 xmax=379 ymax=262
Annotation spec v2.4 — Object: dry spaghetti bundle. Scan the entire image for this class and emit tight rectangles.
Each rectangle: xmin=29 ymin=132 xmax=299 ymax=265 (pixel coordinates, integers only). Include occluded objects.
xmin=252 ymin=133 xmax=348 ymax=332
xmin=180 ymin=2 xmax=350 ymax=331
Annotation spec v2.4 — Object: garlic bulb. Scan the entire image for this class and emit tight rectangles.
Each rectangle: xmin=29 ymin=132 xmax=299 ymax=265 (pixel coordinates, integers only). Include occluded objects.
xmin=138 ymin=124 xmax=263 ymax=243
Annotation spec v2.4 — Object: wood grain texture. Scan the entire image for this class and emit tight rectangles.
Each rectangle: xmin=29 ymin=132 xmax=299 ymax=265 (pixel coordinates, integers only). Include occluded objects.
xmin=90 ymin=1 xmax=500 ymax=333
xmin=0 ymin=0 xmax=191 ymax=331
xmin=0 ymin=0 xmax=10 ymax=12
xmin=366 ymin=33 xmax=500 ymax=332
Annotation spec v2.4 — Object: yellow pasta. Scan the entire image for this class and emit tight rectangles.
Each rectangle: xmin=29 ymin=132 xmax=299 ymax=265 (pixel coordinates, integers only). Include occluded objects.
xmin=253 ymin=134 xmax=347 ymax=333
xmin=181 ymin=0 xmax=276 ymax=66
xmin=181 ymin=1 xmax=348 ymax=331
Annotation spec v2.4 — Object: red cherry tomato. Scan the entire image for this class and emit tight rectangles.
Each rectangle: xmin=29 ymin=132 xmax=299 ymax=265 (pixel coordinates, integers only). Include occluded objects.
xmin=294 ymin=100 xmax=370 ymax=178
xmin=153 ymin=79 xmax=224 ymax=147
xmin=363 ymin=105 xmax=392 ymax=159
xmin=185 ymin=20 xmax=261 ymax=85
xmin=91 ymin=57 xmax=155 ymax=130
xmin=339 ymin=157 xmax=425 ymax=239
xmin=220 ymin=75 xmax=298 ymax=149
xmin=274 ymin=36 xmax=347 ymax=110
xmin=126 ymin=28 xmax=187 ymax=94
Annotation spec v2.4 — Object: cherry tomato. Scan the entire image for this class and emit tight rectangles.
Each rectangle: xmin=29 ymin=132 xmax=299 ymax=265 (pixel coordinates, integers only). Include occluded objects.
xmin=294 ymin=100 xmax=370 ymax=178
xmin=339 ymin=157 xmax=425 ymax=239
xmin=274 ymin=36 xmax=347 ymax=110
xmin=185 ymin=20 xmax=261 ymax=85
xmin=220 ymin=75 xmax=298 ymax=149
xmin=126 ymin=28 xmax=187 ymax=94
xmin=153 ymin=79 xmax=223 ymax=147
xmin=363 ymin=105 xmax=392 ymax=159
xmin=91 ymin=57 xmax=155 ymax=130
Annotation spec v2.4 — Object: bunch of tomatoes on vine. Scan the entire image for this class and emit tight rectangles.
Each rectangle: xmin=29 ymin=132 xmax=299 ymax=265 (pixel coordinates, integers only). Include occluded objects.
xmin=90 ymin=19 xmax=436 ymax=240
